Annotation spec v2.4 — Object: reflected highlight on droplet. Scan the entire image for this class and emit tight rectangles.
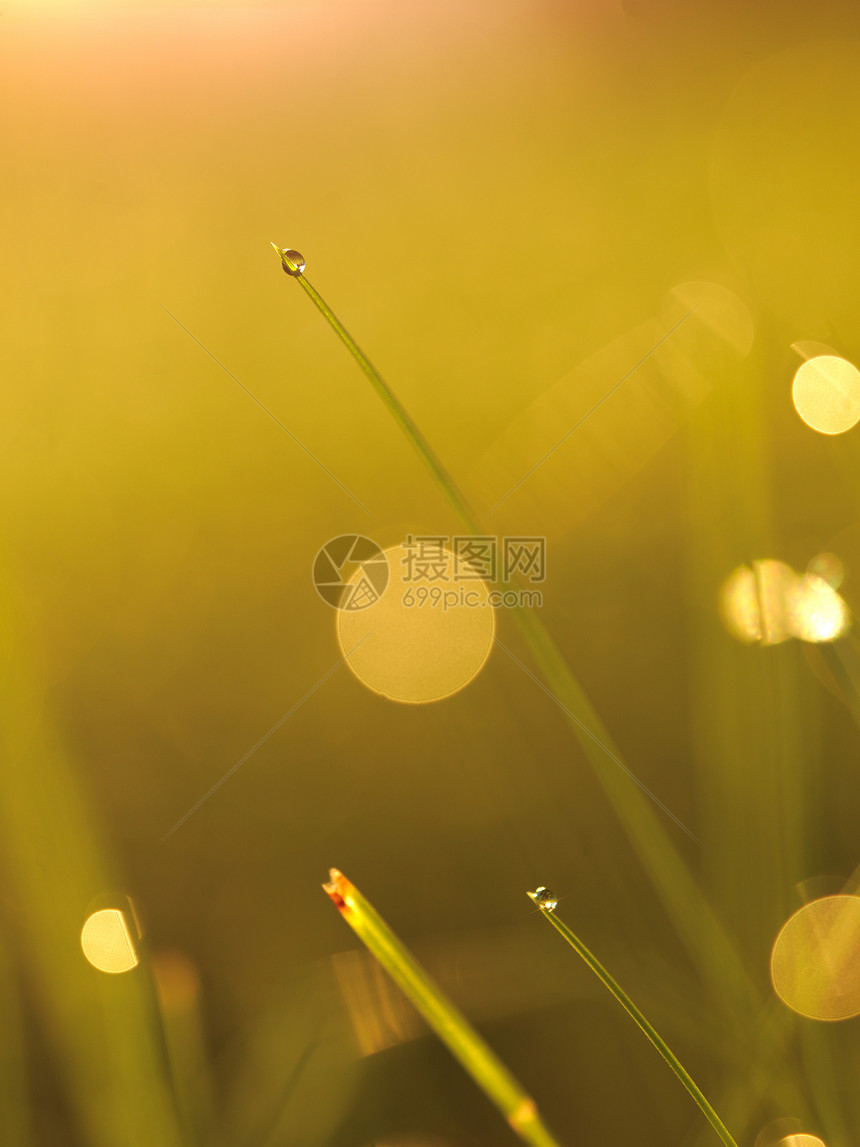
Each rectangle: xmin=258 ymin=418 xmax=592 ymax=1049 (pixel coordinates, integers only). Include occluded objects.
xmin=786 ymin=573 xmax=849 ymax=642
xmin=778 ymin=1136 xmax=827 ymax=1147
xmin=81 ymin=908 xmax=139 ymax=974
xmin=527 ymin=886 xmax=558 ymax=912
xmin=336 ymin=543 xmax=495 ymax=703
xmin=792 ymin=355 xmax=860 ymax=435
xmin=771 ymin=895 xmax=860 ymax=1020
xmin=271 ymin=242 xmax=305 ymax=275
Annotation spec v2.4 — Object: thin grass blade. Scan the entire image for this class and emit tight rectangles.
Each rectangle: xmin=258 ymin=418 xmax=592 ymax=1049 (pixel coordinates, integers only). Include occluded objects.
xmin=528 ymin=890 xmax=738 ymax=1147
xmin=324 ymin=868 xmax=562 ymax=1147
xmin=275 ymin=248 xmax=755 ymax=1015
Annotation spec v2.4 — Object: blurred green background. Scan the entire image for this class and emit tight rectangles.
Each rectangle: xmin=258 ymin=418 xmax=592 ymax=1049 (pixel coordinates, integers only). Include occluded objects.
xmin=2 ymin=0 xmax=860 ymax=1144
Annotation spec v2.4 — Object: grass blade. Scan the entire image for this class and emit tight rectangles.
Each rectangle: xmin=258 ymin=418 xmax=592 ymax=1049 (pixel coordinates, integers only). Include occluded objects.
xmin=527 ymin=890 xmax=738 ymax=1147
xmin=323 ymin=868 xmax=562 ymax=1147
xmin=274 ymin=246 xmax=755 ymax=1015
xmin=273 ymin=243 xmax=478 ymax=533
xmin=0 ymin=571 xmax=184 ymax=1147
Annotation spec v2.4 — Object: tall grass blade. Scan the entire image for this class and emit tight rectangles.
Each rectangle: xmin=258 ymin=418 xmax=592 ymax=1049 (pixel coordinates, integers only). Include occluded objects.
xmin=0 ymin=571 xmax=184 ymax=1147
xmin=528 ymin=891 xmax=738 ymax=1147
xmin=323 ymin=868 xmax=562 ymax=1147
xmin=275 ymin=247 xmax=754 ymax=1013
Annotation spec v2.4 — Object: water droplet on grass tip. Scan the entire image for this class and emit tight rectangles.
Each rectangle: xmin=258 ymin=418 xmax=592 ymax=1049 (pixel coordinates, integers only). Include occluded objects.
xmin=529 ymin=886 xmax=558 ymax=911
xmin=280 ymin=248 xmax=305 ymax=276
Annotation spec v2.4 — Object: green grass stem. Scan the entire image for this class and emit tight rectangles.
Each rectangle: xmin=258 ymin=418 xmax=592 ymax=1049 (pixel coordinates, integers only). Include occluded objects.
xmin=274 ymin=246 xmax=755 ymax=1016
xmin=528 ymin=892 xmax=739 ymax=1147
xmin=323 ymin=869 xmax=562 ymax=1147
xmin=0 ymin=571 xmax=184 ymax=1147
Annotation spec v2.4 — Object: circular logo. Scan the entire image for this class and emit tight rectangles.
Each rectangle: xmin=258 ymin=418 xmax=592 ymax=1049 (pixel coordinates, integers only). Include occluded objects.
xmin=312 ymin=535 xmax=389 ymax=611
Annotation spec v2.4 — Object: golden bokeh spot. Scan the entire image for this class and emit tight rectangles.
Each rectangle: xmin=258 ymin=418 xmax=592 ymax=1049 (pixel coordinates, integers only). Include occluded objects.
xmin=778 ymin=1137 xmax=827 ymax=1147
xmin=80 ymin=908 xmax=139 ymax=974
xmin=337 ymin=544 xmax=495 ymax=704
xmin=755 ymin=1118 xmax=804 ymax=1147
xmin=785 ymin=573 xmax=849 ymax=643
xmin=807 ymin=552 xmax=844 ymax=590
xmin=771 ymin=895 xmax=860 ymax=1021
xmin=792 ymin=355 xmax=860 ymax=435
xmin=719 ymin=565 xmax=761 ymax=644
xmin=719 ymin=561 xmax=794 ymax=645
xmin=720 ymin=561 xmax=849 ymax=645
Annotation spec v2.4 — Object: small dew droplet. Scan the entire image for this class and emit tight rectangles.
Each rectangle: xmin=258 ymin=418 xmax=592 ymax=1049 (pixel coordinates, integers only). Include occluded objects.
xmin=529 ymin=886 xmax=558 ymax=912
xmin=280 ymin=248 xmax=305 ymax=276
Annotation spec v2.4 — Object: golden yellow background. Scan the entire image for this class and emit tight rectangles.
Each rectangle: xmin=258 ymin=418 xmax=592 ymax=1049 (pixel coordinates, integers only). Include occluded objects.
xmin=2 ymin=1 xmax=860 ymax=1144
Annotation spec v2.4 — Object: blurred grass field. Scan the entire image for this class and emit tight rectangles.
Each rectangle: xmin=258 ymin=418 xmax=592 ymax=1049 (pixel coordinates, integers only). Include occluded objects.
xmin=2 ymin=1 xmax=860 ymax=1144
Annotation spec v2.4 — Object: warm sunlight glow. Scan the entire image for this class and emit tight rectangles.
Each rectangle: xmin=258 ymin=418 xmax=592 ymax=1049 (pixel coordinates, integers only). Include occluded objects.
xmin=785 ymin=573 xmax=849 ymax=642
xmin=807 ymin=552 xmax=844 ymax=589
xmin=792 ymin=355 xmax=860 ymax=435
xmin=337 ymin=543 xmax=495 ymax=703
xmin=771 ymin=895 xmax=860 ymax=1020
xmin=719 ymin=561 xmax=794 ymax=644
xmin=778 ymin=1136 xmax=827 ymax=1147
xmin=80 ymin=908 xmax=139 ymax=974
xmin=720 ymin=561 xmax=849 ymax=645
xmin=719 ymin=565 xmax=761 ymax=643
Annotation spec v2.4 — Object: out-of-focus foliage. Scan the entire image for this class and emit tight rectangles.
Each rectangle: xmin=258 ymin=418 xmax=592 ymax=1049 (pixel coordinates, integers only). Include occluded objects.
xmin=2 ymin=1 xmax=860 ymax=1145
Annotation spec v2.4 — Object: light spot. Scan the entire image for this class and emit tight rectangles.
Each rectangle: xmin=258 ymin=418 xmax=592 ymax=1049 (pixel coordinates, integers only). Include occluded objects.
xmin=720 ymin=561 xmax=849 ymax=645
xmin=508 ymin=1098 xmax=537 ymax=1130
xmin=792 ymin=356 xmax=860 ymax=435
xmin=81 ymin=908 xmax=139 ymax=974
xmin=807 ymin=552 xmax=844 ymax=590
xmin=719 ymin=561 xmax=795 ymax=645
xmin=771 ymin=895 xmax=860 ymax=1021
xmin=337 ymin=543 xmax=495 ymax=703
xmin=785 ymin=573 xmax=849 ymax=642
xmin=778 ymin=1137 xmax=827 ymax=1147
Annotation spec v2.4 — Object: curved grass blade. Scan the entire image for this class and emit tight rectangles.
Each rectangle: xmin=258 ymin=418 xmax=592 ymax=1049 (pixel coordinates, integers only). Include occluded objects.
xmin=324 ymin=869 xmax=562 ymax=1147
xmin=527 ymin=890 xmax=738 ymax=1147
xmin=274 ymin=246 xmax=754 ymax=1015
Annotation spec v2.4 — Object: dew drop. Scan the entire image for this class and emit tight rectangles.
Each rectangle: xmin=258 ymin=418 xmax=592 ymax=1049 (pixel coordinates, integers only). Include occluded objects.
xmin=280 ymin=248 xmax=305 ymax=276
xmin=529 ymin=886 xmax=558 ymax=912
